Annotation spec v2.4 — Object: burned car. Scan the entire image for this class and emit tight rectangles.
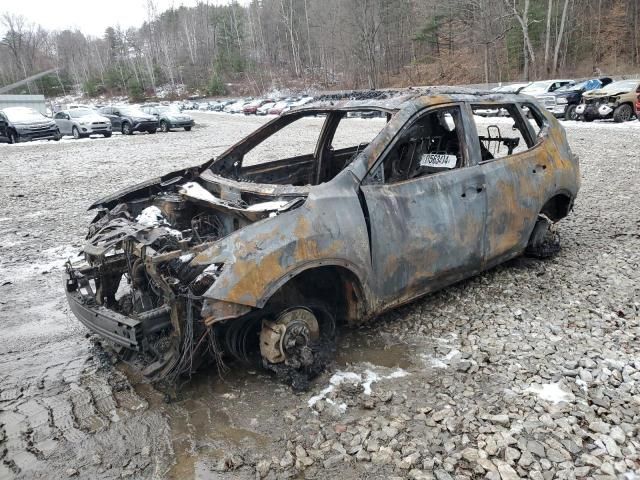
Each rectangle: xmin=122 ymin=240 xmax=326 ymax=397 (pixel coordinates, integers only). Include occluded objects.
xmin=65 ymin=89 xmax=579 ymax=387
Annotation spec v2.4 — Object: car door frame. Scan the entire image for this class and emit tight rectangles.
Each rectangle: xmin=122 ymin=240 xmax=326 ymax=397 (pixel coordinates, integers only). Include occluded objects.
xmin=358 ymin=102 xmax=489 ymax=310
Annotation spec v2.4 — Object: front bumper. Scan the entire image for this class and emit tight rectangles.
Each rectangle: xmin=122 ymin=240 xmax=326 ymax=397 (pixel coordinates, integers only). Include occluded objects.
xmin=169 ymin=119 xmax=194 ymax=128
xmin=550 ymin=104 xmax=567 ymax=116
xmin=64 ymin=266 xmax=170 ymax=351
xmin=16 ymin=126 xmax=59 ymax=141
xmin=582 ymin=103 xmax=614 ymax=119
xmin=133 ymin=121 xmax=159 ymax=132
xmin=79 ymin=124 xmax=112 ymax=134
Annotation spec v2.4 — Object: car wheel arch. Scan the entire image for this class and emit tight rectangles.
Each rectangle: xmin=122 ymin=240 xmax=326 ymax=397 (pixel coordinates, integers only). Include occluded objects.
xmin=257 ymin=262 xmax=370 ymax=325
xmin=540 ymin=191 xmax=573 ymax=222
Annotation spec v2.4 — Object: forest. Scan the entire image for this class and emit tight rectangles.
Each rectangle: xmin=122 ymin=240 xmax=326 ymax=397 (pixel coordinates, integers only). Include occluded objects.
xmin=1 ymin=0 xmax=639 ymax=99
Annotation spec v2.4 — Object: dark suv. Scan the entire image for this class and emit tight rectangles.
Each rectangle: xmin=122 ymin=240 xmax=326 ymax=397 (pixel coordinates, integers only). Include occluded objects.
xmin=546 ymin=77 xmax=612 ymax=120
xmin=98 ymin=106 xmax=159 ymax=135
xmin=0 ymin=107 xmax=61 ymax=143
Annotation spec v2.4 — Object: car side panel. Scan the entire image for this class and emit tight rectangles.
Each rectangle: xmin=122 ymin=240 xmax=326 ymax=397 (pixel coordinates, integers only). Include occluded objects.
xmin=190 ymin=174 xmax=373 ymax=311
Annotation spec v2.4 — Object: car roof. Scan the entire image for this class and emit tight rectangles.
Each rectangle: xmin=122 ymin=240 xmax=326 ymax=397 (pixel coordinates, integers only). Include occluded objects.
xmin=291 ymin=87 xmax=529 ymax=114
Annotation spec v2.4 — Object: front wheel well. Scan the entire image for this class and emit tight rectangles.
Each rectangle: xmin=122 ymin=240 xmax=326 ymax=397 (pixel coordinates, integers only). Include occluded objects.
xmin=541 ymin=193 xmax=572 ymax=222
xmin=265 ymin=266 xmax=365 ymax=325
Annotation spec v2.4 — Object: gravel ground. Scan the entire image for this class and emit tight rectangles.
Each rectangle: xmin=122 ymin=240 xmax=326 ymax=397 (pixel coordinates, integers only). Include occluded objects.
xmin=0 ymin=112 xmax=639 ymax=480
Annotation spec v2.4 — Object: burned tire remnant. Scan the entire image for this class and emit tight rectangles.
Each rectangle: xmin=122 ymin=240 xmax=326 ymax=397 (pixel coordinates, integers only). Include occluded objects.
xmin=525 ymin=215 xmax=561 ymax=259
xmin=260 ymin=305 xmax=337 ymax=391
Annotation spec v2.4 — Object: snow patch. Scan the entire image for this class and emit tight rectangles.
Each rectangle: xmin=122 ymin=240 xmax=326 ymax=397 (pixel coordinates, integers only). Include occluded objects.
xmin=420 ymin=348 xmax=461 ymax=369
xmin=308 ymin=368 xmax=408 ymax=411
xmin=136 ymin=206 xmax=168 ymax=228
xmin=525 ymin=382 xmax=575 ymax=404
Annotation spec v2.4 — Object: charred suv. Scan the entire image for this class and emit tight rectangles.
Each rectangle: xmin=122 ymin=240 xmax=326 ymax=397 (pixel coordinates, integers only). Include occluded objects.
xmin=65 ymin=88 xmax=580 ymax=386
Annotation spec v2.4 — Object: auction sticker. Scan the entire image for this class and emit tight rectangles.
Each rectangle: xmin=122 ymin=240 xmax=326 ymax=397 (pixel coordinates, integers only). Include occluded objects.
xmin=420 ymin=153 xmax=457 ymax=169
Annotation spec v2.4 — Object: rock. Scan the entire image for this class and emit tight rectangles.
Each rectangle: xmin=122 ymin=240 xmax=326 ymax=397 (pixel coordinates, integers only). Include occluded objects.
xmin=609 ymin=426 xmax=625 ymax=444
xmin=495 ymin=462 xmax=519 ymax=480
xmin=402 ymin=451 xmax=421 ymax=467
xmin=517 ymin=450 xmax=534 ymax=468
xmin=589 ymin=421 xmax=611 ymax=434
xmin=256 ymin=460 xmax=271 ymax=478
xmin=279 ymin=451 xmax=294 ymax=468
xmin=545 ymin=447 xmax=570 ymax=463
xmin=504 ymin=447 xmax=520 ymax=463
xmin=140 ymin=446 xmax=150 ymax=457
xmin=527 ymin=440 xmax=546 ymax=458
xmin=66 ymin=468 xmax=79 ymax=477
xmin=601 ymin=435 xmax=622 ymax=458
xmin=489 ymin=414 xmax=510 ymax=426
xmin=355 ymin=449 xmax=371 ymax=462
xmin=461 ymin=448 xmax=479 ymax=462
xmin=371 ymin=447 xmax=394 ymax=465
xmin=295 ymin=445 xmax=308 ymax=458
xmin=599 ymin=462 xmax=615 ymax=475
xmin=409 ymin=469 xmax=434 ymax=480
xmin=580 ymin=453 xmax=602 ymax=467
xmin=433 ymin=469 xmax=453 ymax=480
xmin=323 ymin=454 xmax=344 ymax=469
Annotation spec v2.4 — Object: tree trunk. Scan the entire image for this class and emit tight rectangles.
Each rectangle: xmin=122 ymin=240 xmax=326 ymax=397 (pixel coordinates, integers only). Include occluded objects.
xmin=552 ymin=0 xmax=569 ymax=74
xmin=544 ymin=0 xmax=553 ymax=74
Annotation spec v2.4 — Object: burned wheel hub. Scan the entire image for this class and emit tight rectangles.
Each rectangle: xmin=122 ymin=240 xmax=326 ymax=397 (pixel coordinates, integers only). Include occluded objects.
xmin=260 ymin=307 xmax=319 ymax=367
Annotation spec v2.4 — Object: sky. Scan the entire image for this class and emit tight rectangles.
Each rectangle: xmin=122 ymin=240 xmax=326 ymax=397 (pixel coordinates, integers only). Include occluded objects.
xmin=1 ymin=0 xmax=245 ymax=38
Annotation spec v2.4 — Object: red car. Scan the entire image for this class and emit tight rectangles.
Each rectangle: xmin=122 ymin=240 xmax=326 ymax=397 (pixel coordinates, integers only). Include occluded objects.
xmin=267 ymin=100 xmax=292 ymax=116
xmin=242 ymin=99 xmax=270 ymax=115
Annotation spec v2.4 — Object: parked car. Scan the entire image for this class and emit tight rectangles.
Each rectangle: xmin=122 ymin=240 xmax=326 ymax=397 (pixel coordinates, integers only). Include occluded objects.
xmin=64 ymin=89 xmax=579 ymax=387
xmin=281 ymin=96 xmax=314 ymax=113
xmin=243 ymin=99 xmax=271 ymax=115
xmin=267 ymin=99 xmax=293 ymax=115
xmin=541 ymin=77 xmax=612 ymax=120
xmin=98 ymin=106 xmax=159 ymax=135
xmin=521 ymin=79 xmax=576 ymax=111
xmin=256 ymin=102 xmax=276 ymax=115
xmin=224 ymin=99 xmax=250 ymax=114
xmin=0 ymin=107 xmax=61 ymax=144
xmin=141 ymin=105 xmax=194 ymax=132
xmin=576 ymin=79 xmax=640 ymax=122
xmin=54 ymin=108 xmax=112 ymax=139
xmin=491 ymin=83 xmax=530 ymax=93
xmin=212 ymin=100 xmax=234 ymax=112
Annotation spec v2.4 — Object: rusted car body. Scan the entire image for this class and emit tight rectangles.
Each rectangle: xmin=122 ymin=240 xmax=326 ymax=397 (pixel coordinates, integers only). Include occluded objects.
xmin=65 ymin=88 xmax=579 ymax=384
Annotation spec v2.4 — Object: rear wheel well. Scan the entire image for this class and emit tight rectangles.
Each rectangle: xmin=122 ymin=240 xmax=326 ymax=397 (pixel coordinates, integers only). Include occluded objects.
xmin=541 ymin=193 xmax=572 ymax=222
xmin=266 ymin=266 xmax=365 ymax=325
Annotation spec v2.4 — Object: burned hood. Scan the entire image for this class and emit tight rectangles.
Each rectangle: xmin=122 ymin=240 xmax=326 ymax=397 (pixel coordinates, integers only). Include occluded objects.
xmin=583 ymin=88 xmax=632 ymax=99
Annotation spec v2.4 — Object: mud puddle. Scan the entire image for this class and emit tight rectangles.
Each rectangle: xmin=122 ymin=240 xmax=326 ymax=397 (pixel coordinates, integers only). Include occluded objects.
xmin=118 ymin=328 xmax=419 ymax=478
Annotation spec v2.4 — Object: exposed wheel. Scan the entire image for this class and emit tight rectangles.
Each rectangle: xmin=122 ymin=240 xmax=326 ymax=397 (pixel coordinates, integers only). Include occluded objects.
xmin=160 ymin=121 xmax=169 ymax=133
xmin=72 ymin=126 xmax=81 ymax=139
xmin=613 ymin=104 xmax=633 ymax=123
xmin=8 ymin=130 xmax=18 ymax=144
xmin=583 ymin=113 xmax=595 ymax=122
xmin=148 ymin=129 xmax=157 ymax=134
xmin=103 ymin=132 xmax=112 ymax=138
xmin=259 ymin=304 xmax=336 ymax=391
xmin=122 ymin=122 xmax=133 ymax=135
xmin=525 ymin=215 xmax=561 ymax=259
xmin=184 ymin=126 xmax=192 ymax=131
xmin=565 ymin=105 xmax=578 ymax=121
